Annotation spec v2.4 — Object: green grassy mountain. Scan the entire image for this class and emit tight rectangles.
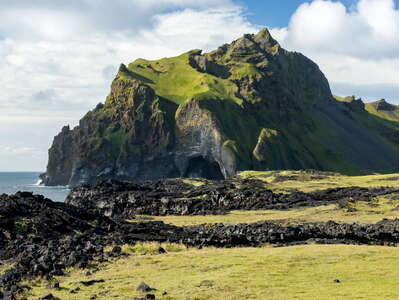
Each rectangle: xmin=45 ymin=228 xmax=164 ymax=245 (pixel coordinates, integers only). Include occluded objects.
xmin=42 ymin=29 xmax=399 ymax=187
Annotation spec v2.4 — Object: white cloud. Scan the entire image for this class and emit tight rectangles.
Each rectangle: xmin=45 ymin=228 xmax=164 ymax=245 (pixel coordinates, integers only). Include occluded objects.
xmin=0 ymin=0 xmax=236 ymax=41
xmin=0 ymin=145 xmax=38 ymax=155
xmin=270 ymin=0 xmax=399 ymax=100
xmin=357 ymin=0 xmax=399 ymax=40
xmin=276 ymin=0 xmax=399 ymax=59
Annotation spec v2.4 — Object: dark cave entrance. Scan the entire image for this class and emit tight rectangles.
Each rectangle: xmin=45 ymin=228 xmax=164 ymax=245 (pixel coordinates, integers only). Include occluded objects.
xmin=184 ymin=156 xmax=224 ymax=180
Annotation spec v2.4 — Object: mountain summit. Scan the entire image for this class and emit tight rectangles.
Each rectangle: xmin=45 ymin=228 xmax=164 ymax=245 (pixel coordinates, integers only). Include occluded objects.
xmin=42 ymin=29 xmax=399 ymax=187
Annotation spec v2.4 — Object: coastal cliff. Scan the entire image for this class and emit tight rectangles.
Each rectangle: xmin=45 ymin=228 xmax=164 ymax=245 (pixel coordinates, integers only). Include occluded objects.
xmin=42 ymin=29 xmax=399 ymax=187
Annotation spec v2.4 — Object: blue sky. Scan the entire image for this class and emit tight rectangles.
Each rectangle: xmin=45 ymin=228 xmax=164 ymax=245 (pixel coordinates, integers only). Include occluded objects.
xmin=1 ymin=0 xmax=399 ymax=170
xmin=241 ymin=0 xmax=357 ymax=26
xmin=242 ymin=0 xmax=318 ymax=27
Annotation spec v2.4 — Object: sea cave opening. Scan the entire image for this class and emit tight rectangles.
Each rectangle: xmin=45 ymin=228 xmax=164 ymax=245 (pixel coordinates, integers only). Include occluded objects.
xmin=184 ymin=156 xmax=224 ymax=180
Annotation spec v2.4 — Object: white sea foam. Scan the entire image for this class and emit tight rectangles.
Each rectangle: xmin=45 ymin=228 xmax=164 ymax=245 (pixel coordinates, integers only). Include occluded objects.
xmin=0 ymin=172 xmax=70 ymax=202
xmin=28 ymin=179 xmax=69 ymax=190
xmin=28 ymin=183 xmax=69 ymax=190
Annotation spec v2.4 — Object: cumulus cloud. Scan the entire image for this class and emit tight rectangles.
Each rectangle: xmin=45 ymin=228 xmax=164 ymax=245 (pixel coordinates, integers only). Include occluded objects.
xmin=0 ymin=0 xmax=236 ymax=41
xmin=276 ymin=0 xmax=399 ymax=58
xmin=271 ymin=0 xmax=399 ymax=100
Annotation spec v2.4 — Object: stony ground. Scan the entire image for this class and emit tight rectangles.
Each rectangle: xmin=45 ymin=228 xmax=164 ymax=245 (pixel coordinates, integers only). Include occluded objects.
xmin=3 ymin=170 xmax=399 ymax=300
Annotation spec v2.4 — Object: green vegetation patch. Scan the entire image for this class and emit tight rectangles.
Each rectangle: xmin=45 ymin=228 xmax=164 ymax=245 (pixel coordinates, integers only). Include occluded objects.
xmin=104 ymin=242 xmax=188 ymax=256
xmin=104 ymin=127 xmax=129 ymax=156
xmin=0 ymin=262 xmax=12 ymax=275
xmin=182 ymin=179 xmax=206 ymax=187
xmin=333 ymin=95 xmax=355 ymax=103
xmin=13 ymin=217 xmax=33 ymax=235
xmin=253 ymin=128 xmax=279 ymax=161
xmin=127 ymin=52 xmax=242 ymax=106
xmin=238 ymin=170 xmax=399 ymax=192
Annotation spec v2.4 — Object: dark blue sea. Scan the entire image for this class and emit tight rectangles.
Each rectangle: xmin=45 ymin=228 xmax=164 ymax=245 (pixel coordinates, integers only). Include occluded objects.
xmin=0 ymin=172 xmax=69 ymax=202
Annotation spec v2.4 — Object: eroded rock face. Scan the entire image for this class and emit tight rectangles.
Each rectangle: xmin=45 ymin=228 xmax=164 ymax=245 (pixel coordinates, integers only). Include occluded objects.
xmin=43 ymin=28 xmax=399 ymax=187
xmin=174 ymin=99 xmax=236 ymax=179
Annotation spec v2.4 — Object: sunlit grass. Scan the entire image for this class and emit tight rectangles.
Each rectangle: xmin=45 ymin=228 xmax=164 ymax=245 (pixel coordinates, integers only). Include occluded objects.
xmin=140 ymin=194 xmax=399 ymax=226
xmin=104 ymin=242 xmax=188 ymax=256
xmin=0 ymin=262 xmax=12 ymax=275
xmin=238 ymin=170 xmax=399 ymax=192
xmin=182 ymin=179 xmax=206 ymax=187
xmin=21 ymin=244 xmax=399 ymax=300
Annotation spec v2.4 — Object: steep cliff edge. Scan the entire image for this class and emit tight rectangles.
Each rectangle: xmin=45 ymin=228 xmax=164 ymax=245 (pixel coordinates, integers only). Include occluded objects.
xmin=43 ymin=28 xmax=399 ymax=187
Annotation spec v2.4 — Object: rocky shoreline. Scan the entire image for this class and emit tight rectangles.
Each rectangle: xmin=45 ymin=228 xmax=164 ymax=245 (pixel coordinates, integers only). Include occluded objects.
xmin=2 ymin=179 xmax=399 ymax=299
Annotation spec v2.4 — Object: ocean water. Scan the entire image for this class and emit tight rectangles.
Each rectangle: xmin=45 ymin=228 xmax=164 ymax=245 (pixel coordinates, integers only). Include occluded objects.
xmin=0 ymin=172 xmax=70 ymax=202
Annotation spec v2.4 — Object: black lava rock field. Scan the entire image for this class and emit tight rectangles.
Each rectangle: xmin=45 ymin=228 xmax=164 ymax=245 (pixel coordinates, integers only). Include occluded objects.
xmin=2 ymin=179 xmax=399 ymax=299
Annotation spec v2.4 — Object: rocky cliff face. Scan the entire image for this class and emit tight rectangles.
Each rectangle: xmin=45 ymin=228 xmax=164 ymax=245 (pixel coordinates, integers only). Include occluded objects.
xmin=43 ymin=28 xmax=399 ymax=187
